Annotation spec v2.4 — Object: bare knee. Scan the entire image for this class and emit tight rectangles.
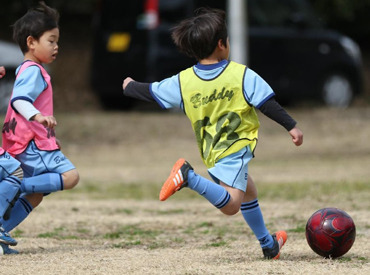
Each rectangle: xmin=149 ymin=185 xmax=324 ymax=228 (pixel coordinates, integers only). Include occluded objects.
xmin=219 ymin=182 xmax=244 ymax=216
xmin=62 ymin=169 xmax=80 ymax=190
xmin=220 ymin=203 xmax=240 ymax=216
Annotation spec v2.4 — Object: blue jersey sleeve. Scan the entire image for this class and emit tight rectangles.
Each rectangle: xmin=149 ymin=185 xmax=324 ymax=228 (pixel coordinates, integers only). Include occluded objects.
xmin=150 ymin=74 xmax=183 ymax=109
xmin=12 ymin=65 xmax=46 ymax=103
xmin=243 ymin=68 xmax=275 ymax=108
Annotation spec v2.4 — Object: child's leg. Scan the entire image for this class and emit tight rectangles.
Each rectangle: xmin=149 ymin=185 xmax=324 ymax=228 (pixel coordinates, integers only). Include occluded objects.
xmin=61 ymin=169 xmax=79 ymax=190
xmin=21 ymin=168 xmax=78 ymax=194
xmin=17 ymin=142 xmax=79 ymax=191
xmin=2 ymin=170 xmax=78 ymax=232
xmin=21 ymin=173 xmax=63 ymax=193
xmin=240 ymin=175 xmax=274 ymax=248
xmin=0 ymin=194 xmax=42 ymax=232
xmin=0 ymin=176 xmax=21 ymax=219
xmin=160 ymin=159 xmax=242 ymax=214
xmin=187 ymin=170 xmax=237 ymax=211
xmin=20 ymin=169 xmax=78 ymax=195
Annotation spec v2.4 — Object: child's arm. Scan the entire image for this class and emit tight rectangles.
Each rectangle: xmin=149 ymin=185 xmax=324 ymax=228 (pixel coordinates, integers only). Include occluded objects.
xmin=122 ymin=77 xmax=155 ymax=102
xmin=122 ymin=77 xmax=134 ymax=90
xmin=12 ymin=99 xmax=57 ymax=129
xmin=11 ymin=66 xmax=57 ymax=129
xmin=258 ymin=97 xmax=303 ymax=146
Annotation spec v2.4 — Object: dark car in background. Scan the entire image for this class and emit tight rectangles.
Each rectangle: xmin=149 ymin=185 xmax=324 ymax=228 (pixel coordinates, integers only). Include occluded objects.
xmin=91 ymin=0 xmax=364 ymax=109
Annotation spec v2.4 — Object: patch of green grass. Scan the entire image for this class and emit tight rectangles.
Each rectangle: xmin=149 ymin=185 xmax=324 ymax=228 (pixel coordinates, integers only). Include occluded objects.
xmin=64 ymin=180 xmax=161 ymax=200
xmin=61 ymin=180 xmax=202 ymax=200
xmin=38 ymin=227 xmax=79 ymax=239
xmin=337 ymin=257 xmax=352 ymax=262
xmin=12 ymin=229 xmax=24 ymax=238
xmin=259 ymin=180 xmax=369 ymax=201
xmin=196 ymin=221 xmax=213 ymax=228
xmin=356 ymin=256 xmax=368 ymax=262
xmin=111 ymin=236 xmax=167 ymax=250
xmin=171 ymin=237 xmax=185 ymax=243
xmin=148 ymin=242 xmax=166 ymax=249
xmin=76 ymin=228 xmax=90 ymax=234
xmin=146 ymin=208 xmax=186 ymax=215
xmin=288 ymin=224 xmax=306 ymax=233
xmin=206 ymin=239 xmax=228 ymax=248
xmin=103 ymin=224 xmax=161 ymax=240
xmin=183 ymin=225 xmax=195 ymax=235
xmin=59 ymin=178 xmax=370 ymax=203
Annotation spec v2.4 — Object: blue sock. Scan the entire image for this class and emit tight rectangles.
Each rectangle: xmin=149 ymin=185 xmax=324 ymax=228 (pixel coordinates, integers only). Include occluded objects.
xmin=21 ymin=173 xmax=63 ymax=194
xmin=241 ymin=199 xmax=273 ymax=248
xmin=187 ymin=170 xmax=230 ymax=209
xmin=1 ymin=197 xmax=33 ymax=232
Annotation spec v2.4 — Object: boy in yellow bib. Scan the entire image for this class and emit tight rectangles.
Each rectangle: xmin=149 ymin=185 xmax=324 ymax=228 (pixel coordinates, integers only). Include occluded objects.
xmin=123 ymin=8 xmax=303 ymax=259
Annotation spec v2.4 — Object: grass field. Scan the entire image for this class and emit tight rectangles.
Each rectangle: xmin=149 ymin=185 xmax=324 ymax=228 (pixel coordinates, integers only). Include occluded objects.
xmin=0 ymin=107 xmax=369 ymax=274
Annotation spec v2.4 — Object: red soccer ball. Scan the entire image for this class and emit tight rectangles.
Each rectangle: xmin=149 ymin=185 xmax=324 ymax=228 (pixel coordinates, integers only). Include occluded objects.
xmin=305 ymin=207 xmax=356 ymax=258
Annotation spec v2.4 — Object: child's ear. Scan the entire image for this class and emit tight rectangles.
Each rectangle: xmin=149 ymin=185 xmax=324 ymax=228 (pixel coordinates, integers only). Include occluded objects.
xmin=218 ymin=39 xmax=226 ymax=49
xmin=26 ymin=36 xmax=36 ymax=50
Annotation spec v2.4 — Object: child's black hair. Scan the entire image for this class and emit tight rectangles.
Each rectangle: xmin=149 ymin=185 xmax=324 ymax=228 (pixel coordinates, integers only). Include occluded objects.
xmin=171 ymin=8 xmax=228 ymax=61
xmin=13 ymin=1 xmax=59 ymax=53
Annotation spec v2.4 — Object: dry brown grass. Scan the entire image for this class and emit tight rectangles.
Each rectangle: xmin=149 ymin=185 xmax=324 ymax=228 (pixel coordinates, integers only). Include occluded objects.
xmin=0 ymin=107 xmax=369 ymax=274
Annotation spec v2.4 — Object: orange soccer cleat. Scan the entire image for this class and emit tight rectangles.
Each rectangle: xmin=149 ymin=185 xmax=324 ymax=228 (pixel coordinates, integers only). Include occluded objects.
xmin=159 ymin=158 xmax=193 ymax=201
xmin=262 ymin=231 xmax=288 ymax=260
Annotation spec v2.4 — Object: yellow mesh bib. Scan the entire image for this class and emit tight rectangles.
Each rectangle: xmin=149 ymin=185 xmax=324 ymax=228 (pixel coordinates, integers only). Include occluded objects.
xmin=180 ymin=61 xmax=259 ymax=168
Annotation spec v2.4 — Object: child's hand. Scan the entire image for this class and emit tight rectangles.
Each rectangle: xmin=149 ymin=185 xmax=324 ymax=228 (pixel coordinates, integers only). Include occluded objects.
xmin=122 ymin=77 xmax=134 ymax=90
xmin=0 ymin=66 xmax=5 ymax=79
xmin=289 ymin=127 xmax=303 ymax=146
xmin=32 ymin=113 xmax=57 ymax=129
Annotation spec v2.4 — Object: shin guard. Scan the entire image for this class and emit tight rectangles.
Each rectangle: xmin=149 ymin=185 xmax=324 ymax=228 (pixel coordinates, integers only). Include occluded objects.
xmin=0 ymin=176 xmax=21 ymax=220
xmin=21 ymin=173 xmax=63 ymax=194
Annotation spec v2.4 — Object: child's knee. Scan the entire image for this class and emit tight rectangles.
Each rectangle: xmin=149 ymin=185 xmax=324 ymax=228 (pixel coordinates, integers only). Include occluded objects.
xmin=62 ymin=169 xmax=79 ymax=190
xmin=220 ymin=203 xmax=240 ymax=216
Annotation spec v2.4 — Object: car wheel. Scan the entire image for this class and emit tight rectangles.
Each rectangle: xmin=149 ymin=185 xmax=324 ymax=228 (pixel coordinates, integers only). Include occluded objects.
xmin=321 ymin=73 xmax=353 ymax=108
xmin=0 ymin=75 xmax=14 ymax=113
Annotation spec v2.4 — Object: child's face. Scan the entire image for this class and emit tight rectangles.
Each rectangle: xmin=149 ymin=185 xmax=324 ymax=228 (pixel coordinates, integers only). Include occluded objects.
xmin=26 ymin=28 xmax=59 ymax=64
